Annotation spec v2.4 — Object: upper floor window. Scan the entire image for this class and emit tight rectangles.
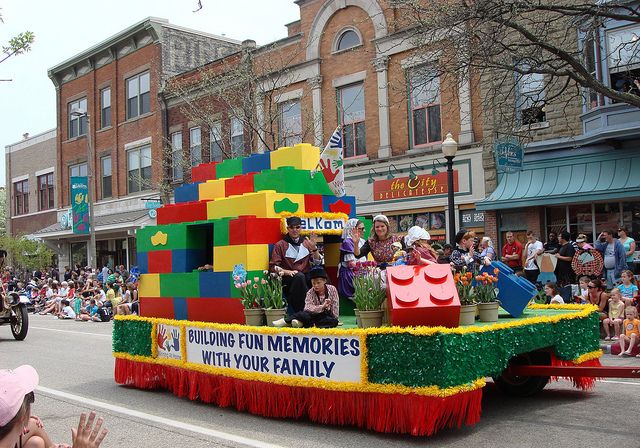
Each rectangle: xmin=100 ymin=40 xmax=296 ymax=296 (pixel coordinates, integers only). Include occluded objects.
xmin=68 ymin=98 xmax=87 ymax=139
xmin=37 ymin=173 xmax=54 ymax=211
xmin=171 ymin=132 xmax=183 ymax=182
xmin=409 ymin=66 xmax=442 ymax=146
xmin=279 ymin=100 xmax=302 ymax=147
xmin=210 ymin=122 xmax=223 ymax=162
xmin=583 ymin=33 xmax=604 ymax=110
xmin=607 ymin=25 xmax=640 ymax=97
xmin=127 ymin=145 xmax=152 ymax=193
xmin=190 ymin=127 xmax=202 ymax=167
xmin=126 ymin=71 xmax=150 ymax=120
xmin=100 ymin=88 xmax=111 ymax=128
xmin=230 ymin=118 xmax=244 ymax=157
xmin=69 ymin=162 xmax=87 ymax=203
xmin=515 ymin=64 xmax=546 ymax=125
xmin=101 ymin=156 xmax=112 ymax=199
xmin=336 ymin=29 xmax=361 ymax=52
xmin=14 ymin=179 xmax=29 ymax=216
xmin=338 ymin=83 xmax=366 ymax=157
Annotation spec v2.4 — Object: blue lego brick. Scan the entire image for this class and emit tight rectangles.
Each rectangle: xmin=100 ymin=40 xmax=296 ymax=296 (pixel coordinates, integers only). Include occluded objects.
xmin=172 ymin=248 xmax=207 ymax=273
xmin=174 ymin=182 xmax=201 ymax=203
xmin=480 ymin=261 xmax=537 ymax=317
xmin=173 ymin=297 xmax=188 ymax=320
xmin=268 ymin=244 xmax=274 ymax=259
xmin=322 ymin=195 xmax=356 ymax=218
xmin=242 ymin=152 xmax=271 ymax=175
xmin=137 ymin=252 xmax=149 ymax=274
xmin=199 ymin=271 xmax=231 ymax=298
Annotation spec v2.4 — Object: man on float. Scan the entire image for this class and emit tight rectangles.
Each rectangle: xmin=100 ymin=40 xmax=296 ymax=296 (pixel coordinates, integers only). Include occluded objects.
xmin=270 ymin=216 xmax=321 ymax=313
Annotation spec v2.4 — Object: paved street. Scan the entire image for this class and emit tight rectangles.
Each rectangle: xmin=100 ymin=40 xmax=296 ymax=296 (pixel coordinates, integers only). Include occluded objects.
xmin=2 ymin=314 xmax=639 ymax=447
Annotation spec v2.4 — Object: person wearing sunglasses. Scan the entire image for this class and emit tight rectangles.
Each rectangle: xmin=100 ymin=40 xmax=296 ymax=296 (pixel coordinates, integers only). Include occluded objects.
xmin=586 ymin=279 xmax=609 ymax=321
xmin=337 ymin=219 xmax=367 ymax=300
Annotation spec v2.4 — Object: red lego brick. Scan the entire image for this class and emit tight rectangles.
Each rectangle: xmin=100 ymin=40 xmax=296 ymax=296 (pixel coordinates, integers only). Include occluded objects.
xmin=139 ymin=297 xmax=175 ymax=319
xmin=186 ymin=297 xmax=244 ymax=324
xmin=192 ymin=162 xmax=218 ymax=183
xmin=324 ymin=266 xmax=338 ymax=286
xmin=386 ymin=264 xmax=460 ymax=328
xmin=156 ymin=201 xmax=208 ymax=224
xmin=147 ymin=250 xmax=172 ymax=273
xmin=304 ymin=194 xmax=324 ymax=213
xmin=228 ymin=216 xmax=282 ymax=245
xmin=225 ymin=173 xmax=256 ymax=197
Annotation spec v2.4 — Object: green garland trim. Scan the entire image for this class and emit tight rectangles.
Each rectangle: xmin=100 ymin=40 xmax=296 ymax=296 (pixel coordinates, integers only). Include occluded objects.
xmin=112 ymin=319 xmax=152 ymax=356
xmin=367 ymin=311 xmax=600 ymax=388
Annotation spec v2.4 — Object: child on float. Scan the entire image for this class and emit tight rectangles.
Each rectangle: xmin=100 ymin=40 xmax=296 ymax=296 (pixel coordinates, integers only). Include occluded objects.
xmin=618 ymin=270 xmax=638 ymax=306
xmin=273 ymin=267 xmax=339 ymax=328
xmin=603 ymin=288 xmax=625 ymax=340
xmin=404 ymin=226 xmax=437 ymax=265
xmin=544 ymin=282 xmax=565 ymax=304
xmin=618 ymin=306 xmax=640 ymax=357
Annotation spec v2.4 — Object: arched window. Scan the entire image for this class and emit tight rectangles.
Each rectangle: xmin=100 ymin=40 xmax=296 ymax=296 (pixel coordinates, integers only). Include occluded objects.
xmin=336 ymin=29 xmax=361 ymax=51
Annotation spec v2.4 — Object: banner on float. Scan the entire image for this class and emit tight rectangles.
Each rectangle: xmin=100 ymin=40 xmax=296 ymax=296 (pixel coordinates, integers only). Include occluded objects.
xmin=280 ymin=212 xmax=348 ymax=235
xmin=156 ymin=323 xmax=182 ymax=360
xmin=186 ymin=327 xmax=362 ymax=383
xmin=71 ymin=176 xmax=90 ymax=234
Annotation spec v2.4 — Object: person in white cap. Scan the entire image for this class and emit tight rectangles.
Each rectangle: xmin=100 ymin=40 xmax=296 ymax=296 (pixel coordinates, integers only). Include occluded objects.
xmin=0 ymin=365 xmax=108 ymax=448
xmin=403 ymin=226 xmax=437 ymax=265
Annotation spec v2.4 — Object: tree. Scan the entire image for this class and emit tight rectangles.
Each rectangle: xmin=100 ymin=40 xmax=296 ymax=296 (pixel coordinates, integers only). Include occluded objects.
xmin=390 ymin=0 xmax=640 ymax=136
xmin=0 ymin=188 xmax=6 ymax=236
xmin=0 ymin=235 xmax=53 ymax=277
xmin=0 ymin=9 xmax=34 ymax=66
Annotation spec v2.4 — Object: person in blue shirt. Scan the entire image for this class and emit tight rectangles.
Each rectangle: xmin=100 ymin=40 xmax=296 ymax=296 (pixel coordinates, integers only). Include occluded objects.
xmin=595 ymin=230 xmax=627 ymax=289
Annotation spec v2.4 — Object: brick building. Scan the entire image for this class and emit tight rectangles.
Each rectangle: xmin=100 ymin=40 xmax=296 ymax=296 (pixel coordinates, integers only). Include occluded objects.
xmin=35 ymin=17 xmax=241 ymax=269
xmin=476 ymin=10 xmax=640 ymax=258
xmin=5 ymin=129 xmax=58 ymax=238
xmin=164 ymin=0 xmax=490 ymax=243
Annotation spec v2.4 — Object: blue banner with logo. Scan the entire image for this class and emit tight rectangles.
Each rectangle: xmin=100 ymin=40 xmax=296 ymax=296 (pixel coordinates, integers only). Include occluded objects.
xmin=71 ymin=176 xmax=90 ymax=234
xmin=495 ymin=138 xmax=524 ymax=173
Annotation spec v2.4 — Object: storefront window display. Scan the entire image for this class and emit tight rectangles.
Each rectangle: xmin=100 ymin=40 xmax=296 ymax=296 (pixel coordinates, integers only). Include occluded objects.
xmin=568 ymin=204 xmax=593 ymax=240
xmin=70 ymin=242 xmax=87 ymax=268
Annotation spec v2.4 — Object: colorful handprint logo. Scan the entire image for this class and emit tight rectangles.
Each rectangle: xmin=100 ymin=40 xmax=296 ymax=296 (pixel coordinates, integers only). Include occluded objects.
xmin=157 ymin=325 xmax=180 ymax=353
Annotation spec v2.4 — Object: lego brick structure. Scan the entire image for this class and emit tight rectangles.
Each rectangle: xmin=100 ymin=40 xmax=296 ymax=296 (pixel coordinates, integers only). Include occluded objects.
xmin=480 ymin=261 xmax=537 ymax=317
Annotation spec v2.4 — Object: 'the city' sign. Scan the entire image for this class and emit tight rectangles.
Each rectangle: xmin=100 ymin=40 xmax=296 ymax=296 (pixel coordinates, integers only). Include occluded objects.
xmin=373 ymin=171 xmax=458 ymax=201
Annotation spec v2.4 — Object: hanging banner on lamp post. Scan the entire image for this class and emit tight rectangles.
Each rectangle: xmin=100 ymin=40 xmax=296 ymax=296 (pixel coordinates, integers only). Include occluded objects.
xmin=71 ymin=176 xmax=90 ymax=234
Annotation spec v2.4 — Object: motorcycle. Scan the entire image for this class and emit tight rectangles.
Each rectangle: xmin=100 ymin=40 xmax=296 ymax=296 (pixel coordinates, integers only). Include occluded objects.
xmin=0 ymin=284 xmax=29 ymax=340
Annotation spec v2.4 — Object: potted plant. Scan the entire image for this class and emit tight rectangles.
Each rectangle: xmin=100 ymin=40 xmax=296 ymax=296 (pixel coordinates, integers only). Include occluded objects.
xmin=233 ymin=264 xmax=264 ymax=326
xmin=474 ymin=269 xmax=500 ymax=322
xmin=455 ymin=268 xmax=477 ymax=326
xmin=261 ymin=270 xmax=286 ymax=327
xmin=353 ymin=261 xmax=386 ymax=328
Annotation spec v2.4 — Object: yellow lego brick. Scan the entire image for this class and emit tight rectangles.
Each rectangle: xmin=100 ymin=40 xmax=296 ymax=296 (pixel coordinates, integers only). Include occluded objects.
xmin=138 ymin=274 xmax=160 ymax=297
xmin=213 ymin=244 xmax=269 ymax=272
xmin=199 ymin=178 xmax=226 ymax=201
xmin=270 ymin=143 xmax=320 ymax=171
xmin=206 ymin=191 xmax=305 ymax=220
xmin=323 ymin=243 xmax=341 ymax=266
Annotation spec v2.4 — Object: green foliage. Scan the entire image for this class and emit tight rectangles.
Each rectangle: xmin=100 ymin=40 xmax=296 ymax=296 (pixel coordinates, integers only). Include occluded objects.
xmin=0 ymin=235 xmax=54 ymax=273
xmin=0 ymin=189 xmax=6 ymax=236
xmin=353 ymin=262 xmax=386 ymax=311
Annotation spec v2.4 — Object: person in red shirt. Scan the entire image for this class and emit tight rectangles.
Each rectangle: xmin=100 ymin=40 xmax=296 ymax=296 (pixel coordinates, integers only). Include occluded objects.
xmin=501 ymin=231 xmax=523 ymax=273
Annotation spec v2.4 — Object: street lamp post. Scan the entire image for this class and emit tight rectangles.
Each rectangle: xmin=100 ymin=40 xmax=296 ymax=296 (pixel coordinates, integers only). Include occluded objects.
xmin=70 ymin=109 xmax=96 ymax=269
xmin=441 ymin=132 xmax=458 ymax=245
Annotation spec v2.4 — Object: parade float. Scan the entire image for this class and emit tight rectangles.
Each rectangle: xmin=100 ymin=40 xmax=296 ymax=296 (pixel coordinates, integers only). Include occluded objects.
xmin=113 ymin=143 xmax=606 ymax=436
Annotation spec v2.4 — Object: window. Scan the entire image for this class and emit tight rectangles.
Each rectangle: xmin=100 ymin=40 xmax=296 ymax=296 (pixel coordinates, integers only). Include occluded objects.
xmin=171 ymin=132 xmax=183 ymax=181
xmin=583 ymin=33 xmax=604 ymax=110
xmin=336 ymin=29 xmax=361 ymax=51
xmin=606 ymin=25 xmax=640 ymax=98
xmin=14 ymin=179 xmax=28 ymax=215
xmin=68 ymin=98 xmax=87 ymax=138
xmin=515 ymin=64 xmax=546 ymax=125
xmin=279 ymin=100 xmax=302 ymax=146
xmin=190 ymin=127 xmax=202 ymax=167
xmin=69 ymin=163 xmax=88 ymax=203
xmin=210 ymin=122 xmax=223 ymax=162
xmin=126 ymin=71 xmax=151 ymax=120
xmin=127 ymin=145 xmax=152 ymax=193
xmin=101 ymin=156 xmax=112 ymax=199
xmin=100 ymin=88 xmax=111 ymax=128
xmin=37 ymin=173 xmax=54 ymax=211
xmin=230 ymin=118 xmax=244 ymax=157
xmin=338 ymin=83 xmax=366 ymax=157
xmin=409 ymin=66 xmax=442 ymax=146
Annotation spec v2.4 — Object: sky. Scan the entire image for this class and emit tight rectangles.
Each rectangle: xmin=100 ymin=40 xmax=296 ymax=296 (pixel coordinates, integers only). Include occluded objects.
xmin=0 ymin=0 xmax=300 ymax=186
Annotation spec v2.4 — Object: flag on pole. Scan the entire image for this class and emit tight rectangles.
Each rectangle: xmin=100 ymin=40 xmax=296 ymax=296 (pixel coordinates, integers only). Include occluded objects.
xmin=313 ymin=126 xmax=345 ymax=197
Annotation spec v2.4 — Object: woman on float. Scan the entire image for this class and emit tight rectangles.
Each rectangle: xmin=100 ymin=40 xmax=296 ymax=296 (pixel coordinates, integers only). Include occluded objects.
xmin=358 ymin=215 xmax=403 ymax=267
xmin=337 ymin=218 xmax=367 ymax=300
xmin=404 ymin=226 xmax=438 ymax=265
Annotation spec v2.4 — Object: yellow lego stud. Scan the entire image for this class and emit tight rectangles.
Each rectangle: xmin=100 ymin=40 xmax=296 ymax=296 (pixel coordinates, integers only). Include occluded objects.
xmin=150 ymin=231 xmax=168 ymax=246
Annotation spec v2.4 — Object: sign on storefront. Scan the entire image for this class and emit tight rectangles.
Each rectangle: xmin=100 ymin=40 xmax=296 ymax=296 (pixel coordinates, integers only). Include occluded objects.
xmin=460 ymin=210 xmax=485 ymax=227
xmin=373 ymin=171 xmax=458 ymax=201
xmin=70 ymin=176 xmax=90 ymax=235
xmin=495 ymin=138 xmax=524 ymax=173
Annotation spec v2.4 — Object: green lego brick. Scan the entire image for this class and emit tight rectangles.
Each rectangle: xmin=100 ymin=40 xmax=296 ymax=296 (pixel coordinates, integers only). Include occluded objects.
xmin=230 ymin=270 xmax=264 ymax=298
xmin=136 ymin=223 xmax=208 ymax=252
xmin=159 ymin=272 xmax=200 ymax=297
xmin=212 ymin=218 xmax=231 ymax=246
xmin=358 ymin=216 xmax=373 ymax=240
xmin=254 ymin=167 xmax=333 ymax=195
xmin=215 ymin=157 xmax=243 ymax=179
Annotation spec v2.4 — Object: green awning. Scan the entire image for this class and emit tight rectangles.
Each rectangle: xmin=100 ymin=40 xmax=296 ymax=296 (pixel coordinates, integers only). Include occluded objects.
xmin=477 ymin=151 xmax=640 ymax=210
